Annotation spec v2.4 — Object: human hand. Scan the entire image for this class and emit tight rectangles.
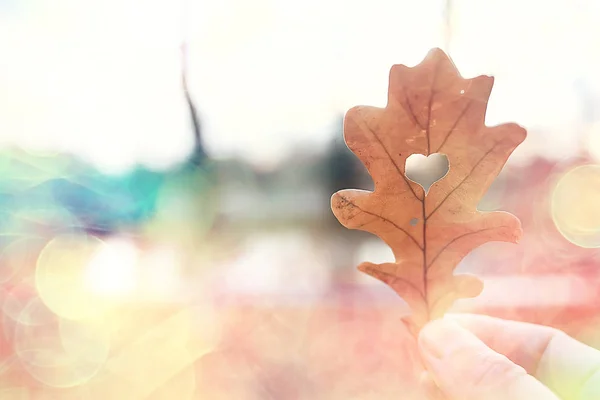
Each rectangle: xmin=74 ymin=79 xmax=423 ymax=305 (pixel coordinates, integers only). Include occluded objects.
xmin=418 ymin=314 xmax=600 ymax=400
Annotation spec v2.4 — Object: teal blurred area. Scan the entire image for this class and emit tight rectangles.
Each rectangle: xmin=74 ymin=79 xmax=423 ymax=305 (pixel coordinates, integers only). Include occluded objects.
xmin=0 ymin=148 xmax=216 ymax=236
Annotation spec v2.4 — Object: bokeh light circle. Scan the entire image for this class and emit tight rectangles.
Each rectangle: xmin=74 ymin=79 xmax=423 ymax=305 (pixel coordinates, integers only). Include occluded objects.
xmin=1 ymin=278 xmax=38 ymax=344
xmin=551 ymin=164 xmax=600 ymax=248
xmin=0 ymin=237 xmax=47 ymax=284
xmin=35 ymin=234 xmax=112 ymax=321
xmin=14 ymin=297 xmax=109 ymax=388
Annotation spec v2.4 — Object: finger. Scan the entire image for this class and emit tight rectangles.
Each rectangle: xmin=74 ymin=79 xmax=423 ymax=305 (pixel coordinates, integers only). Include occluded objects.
xmin=446 ymin=314 xmax=558 ymax=374
xmin=419 ymin=319 xmax=559 ymax=400
xmin=419 ymin=371 xmax=448 ymax=400
xmin=447 ymin=313 xmax=600 ymax=400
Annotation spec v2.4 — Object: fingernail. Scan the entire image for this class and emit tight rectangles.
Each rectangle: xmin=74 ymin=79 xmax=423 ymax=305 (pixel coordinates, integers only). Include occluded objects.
xmin=419 ymin=319 xmax=462 ymax=359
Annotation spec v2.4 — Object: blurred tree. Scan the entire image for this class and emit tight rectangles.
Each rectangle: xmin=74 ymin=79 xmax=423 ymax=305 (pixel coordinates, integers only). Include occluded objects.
xmin=323 ymin=115 xmax=371 ymax=197
xmin=318 ymin=116 xmax=373 ymax=279
xmin=0 ymin=40 xmax=215 ymax=240
xmin=181 ymin=42 xmax=208 ymax=167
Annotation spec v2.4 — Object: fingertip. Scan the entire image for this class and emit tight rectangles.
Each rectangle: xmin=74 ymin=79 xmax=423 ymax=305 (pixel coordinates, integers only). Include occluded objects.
xmin=418 ymin=318 xmax=558 ymax=399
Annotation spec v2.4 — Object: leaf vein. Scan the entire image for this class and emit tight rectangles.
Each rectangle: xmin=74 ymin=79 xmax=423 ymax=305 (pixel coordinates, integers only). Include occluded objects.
xmin=426 ymin=143 xmax=499 ymax=220
xmin=436 ymin=99 xmax=473 ymax=153
xmin=426 ymin=227 xmax=501 ymax=270
xmin=425 ymin=58 xmax=443 ymax=155
xmin=402 ymin=88 xmax=425 ymax=130
xmin=362 ymin=266 xmax=426 ymax=304
xmin=340 ymin=196 xmax=423 ymax=251
xmin=363 ymin=124 xmax=422 ymax=201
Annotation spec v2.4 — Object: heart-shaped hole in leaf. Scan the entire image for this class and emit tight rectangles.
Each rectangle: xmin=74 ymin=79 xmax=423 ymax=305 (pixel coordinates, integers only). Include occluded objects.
xmin=405 ymin=153 xmax=449 ymax=194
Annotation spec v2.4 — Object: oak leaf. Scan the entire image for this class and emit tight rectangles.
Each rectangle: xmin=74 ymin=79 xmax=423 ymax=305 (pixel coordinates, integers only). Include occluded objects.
xmin=331 ymin=48 xmax=526 ymax=333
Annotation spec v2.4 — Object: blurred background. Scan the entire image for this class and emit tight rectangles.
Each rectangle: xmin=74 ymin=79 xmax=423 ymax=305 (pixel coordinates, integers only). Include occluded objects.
xmin=1 ymin=0 xmax=600 ymax=398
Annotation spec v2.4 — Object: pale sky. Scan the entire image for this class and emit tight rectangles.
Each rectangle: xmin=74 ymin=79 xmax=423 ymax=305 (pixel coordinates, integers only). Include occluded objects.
xmin=0 ymin=0 xmax=599 ymax=172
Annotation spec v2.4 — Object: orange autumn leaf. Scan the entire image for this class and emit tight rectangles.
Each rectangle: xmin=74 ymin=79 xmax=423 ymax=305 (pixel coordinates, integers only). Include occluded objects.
xmin=331 ymin=48 xmax=526 ymax=332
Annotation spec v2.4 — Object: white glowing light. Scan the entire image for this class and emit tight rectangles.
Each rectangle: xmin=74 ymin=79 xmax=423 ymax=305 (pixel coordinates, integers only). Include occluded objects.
xmin=85 ymin=238 xmax=139 ymax=297
xmin=138 ymin=245 xmax=181 ymax=298
xmin=0 ymin=0 xmax=597 ymax=168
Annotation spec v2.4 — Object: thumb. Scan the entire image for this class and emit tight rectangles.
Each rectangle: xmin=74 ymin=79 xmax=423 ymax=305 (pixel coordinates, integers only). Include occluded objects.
xmin=418 ymin=319 xmax=559 ymax=400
